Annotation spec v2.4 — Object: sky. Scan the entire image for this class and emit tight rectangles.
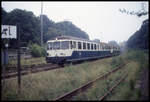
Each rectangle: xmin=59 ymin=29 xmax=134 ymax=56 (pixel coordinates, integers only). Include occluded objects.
xmin=1 ymin=1 xmax=149 ymax=43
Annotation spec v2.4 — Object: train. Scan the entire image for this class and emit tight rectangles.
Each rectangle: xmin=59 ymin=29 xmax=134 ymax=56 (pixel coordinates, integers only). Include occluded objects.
xmin=46 ymin=36 xmax=120 ymax=66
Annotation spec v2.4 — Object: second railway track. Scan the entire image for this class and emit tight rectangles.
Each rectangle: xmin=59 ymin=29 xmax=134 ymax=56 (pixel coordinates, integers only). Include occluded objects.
xmin=2 ymin=64 xmax=61 ymax=79
xmin=3 ymin=55 xmax=119 ymax=79
xmin=53 ymin=62 xmax=128 ymax=101
xmin=99 ymin=73 xmax=128 ymax=100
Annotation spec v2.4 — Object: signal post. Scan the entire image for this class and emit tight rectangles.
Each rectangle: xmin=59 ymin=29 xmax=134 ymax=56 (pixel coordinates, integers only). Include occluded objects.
xmin=1 ymin=25 xmax=21 ymax=93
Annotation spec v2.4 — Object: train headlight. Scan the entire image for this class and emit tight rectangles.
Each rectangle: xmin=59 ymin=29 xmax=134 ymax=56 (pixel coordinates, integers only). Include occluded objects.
xmin=47 ymin=53 xmax=51 ymax=56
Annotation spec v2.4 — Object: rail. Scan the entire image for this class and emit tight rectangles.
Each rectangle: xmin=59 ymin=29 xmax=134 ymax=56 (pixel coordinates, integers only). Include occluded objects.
xmin=2 ymin=64 xmax=60 ymax=79
xmin=99 ymin=73 xmax=127 ymax=100
xmin=53 ymin=62 xmax=127 ymax=100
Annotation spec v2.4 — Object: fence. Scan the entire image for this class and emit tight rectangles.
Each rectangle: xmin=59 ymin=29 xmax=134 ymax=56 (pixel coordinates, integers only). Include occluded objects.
xmin=1 ymin=49 xmax=32 ymax=65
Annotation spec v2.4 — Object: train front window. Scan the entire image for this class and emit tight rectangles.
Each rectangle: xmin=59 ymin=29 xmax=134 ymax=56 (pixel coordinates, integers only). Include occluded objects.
xmin=53 ymin=41 xmax=60 ymax=50
xmin=47 ymin=42 xmax=53 ymax=50
xmin=61 ymin=41 xmax=69 ymax=49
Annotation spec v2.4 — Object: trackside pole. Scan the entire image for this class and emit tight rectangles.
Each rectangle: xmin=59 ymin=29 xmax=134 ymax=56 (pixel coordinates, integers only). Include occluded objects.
xmin=2 ymin=40 xmax=9 ymax=87
xmin=17 ymin=25 xmax=21 ymax=93
xmin=2 ymin=49 xmax=6 ymax=86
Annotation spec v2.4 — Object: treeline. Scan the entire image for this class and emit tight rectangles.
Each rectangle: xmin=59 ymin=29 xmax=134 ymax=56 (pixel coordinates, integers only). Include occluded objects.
xmin=127 ymin=19 xmax=149 ymax=50
xmin=1 ymin=8 xmax=89 ymax=49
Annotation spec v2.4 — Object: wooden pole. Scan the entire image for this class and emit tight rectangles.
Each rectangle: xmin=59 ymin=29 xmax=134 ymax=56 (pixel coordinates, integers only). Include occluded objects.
xmin=2 ymin=49 xmax=6 ymax=86
xmin=17 ymin=24 xmax=21 ymax=93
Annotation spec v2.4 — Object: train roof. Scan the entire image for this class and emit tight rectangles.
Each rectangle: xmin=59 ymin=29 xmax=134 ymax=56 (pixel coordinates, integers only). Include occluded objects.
xmin=47 ymin=35 xmax=116 ymax=47
xmin=48 ymin=35 xmax=97 ymax=43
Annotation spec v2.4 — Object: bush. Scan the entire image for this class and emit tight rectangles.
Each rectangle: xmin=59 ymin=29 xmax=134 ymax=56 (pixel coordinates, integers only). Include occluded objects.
xmin=28 ymin=43 xmax=46 ymax=57
xmin=111 ymin=56 xmax=124 ymax=69
xmin=124 ymin=49 xmax=149 ymax=70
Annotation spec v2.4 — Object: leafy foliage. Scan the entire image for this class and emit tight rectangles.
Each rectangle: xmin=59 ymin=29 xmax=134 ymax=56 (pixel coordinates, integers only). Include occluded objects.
xmin=28 ymin=43 xmax=46 ymax=57
xmin=2 ymin=8 xmax=41 ymax=49
xmin=37 ymin=15 xmax=55 ymax=43
xmin=2 ymin=8 xmax=89 ymax=49
xmin=2 ymin=7 xmax=8 ymax=24
xmin=127 ymin=19 xmax=149 ymax=50
xmin=54 ymin=21 xmax=89 ymax=39
xmin=119 ymin=8 xmax=148 ymax=17
xmin=111 ymin=56 xmax=125 ymax=69
xmin=119 ymin=3 xmax=148 ymax=18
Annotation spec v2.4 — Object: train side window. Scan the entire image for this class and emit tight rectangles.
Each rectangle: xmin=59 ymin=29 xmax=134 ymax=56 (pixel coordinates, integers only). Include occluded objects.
xmin=83 ymin=42 xmax=86 ymax=50
xmin=91 ymin=44 xmax=93 ymax=50
xmin=94 ymin=44 xmax=96 ymax=50
xmin=102 ymin=45 xmax=104 ymax=50
xmin=97 ymin=44 xmax=99 ymax=50
xmin=73 ymin=41 xmax=76 ymax=49
xmin=78 ymin=42 xmax=82 ymax=49
xmin=87 ymin=43 xmax=90 ymax=50
xmin=99 ymin=44 xmax=101 ymax=50
xmin=104 ymin=45 xmax=106 ymax=50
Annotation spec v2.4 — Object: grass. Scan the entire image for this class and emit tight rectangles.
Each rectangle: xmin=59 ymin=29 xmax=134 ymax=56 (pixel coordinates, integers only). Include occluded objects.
xmin=2 ymin=57 xmax=114 ymax=100
xmin=71 ymin=61 xmax=128 ymax=100
xmin=110 ymin=56 xmax=125 ymax=69
xmin=106 ymin=49 xmax=149 ymax=100
xmin=106 ymin=61 xmax=140 ymax=100
xmin=1 ymin=49 xmax=149 ymax=100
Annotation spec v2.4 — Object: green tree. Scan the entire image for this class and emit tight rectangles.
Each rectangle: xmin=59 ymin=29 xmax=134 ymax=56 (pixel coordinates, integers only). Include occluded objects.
xmin=4 ymin=9 xmax=41 ymax=48
xmin=1 ymin=8 xmax=90 ymax=49
xmin=1 ymin=7 xmax=8 ymax=24
xmin=28 ymin=43 xmax=46 ymax=57
xmin=119 ymin=3 xmax=148 ymax=18
xmin=127 ymin=19 xmax=149 ymax=49
xmin=37 ymin=15 xmax=55 ymax=43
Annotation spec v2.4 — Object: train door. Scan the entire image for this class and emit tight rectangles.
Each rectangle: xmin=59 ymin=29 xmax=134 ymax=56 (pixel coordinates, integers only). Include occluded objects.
xmin=78 ymin=42 xmax=82 ymax=59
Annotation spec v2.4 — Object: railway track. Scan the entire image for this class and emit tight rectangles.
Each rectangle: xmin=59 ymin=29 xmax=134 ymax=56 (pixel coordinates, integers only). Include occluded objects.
xmin=53 ymin=62 xmax=128 ymax=101
xmin=5 ymin=63 xmax=54 ymax=73
xmin=99 ymin=73 xmax=127 ymax=100
xmin=3 ymin=62 xmax=84 ymax=79
xmin=3 ymin=54 xmax=120 ymax=79
xmin=2 ymin=64 xmax=60 ymax=79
